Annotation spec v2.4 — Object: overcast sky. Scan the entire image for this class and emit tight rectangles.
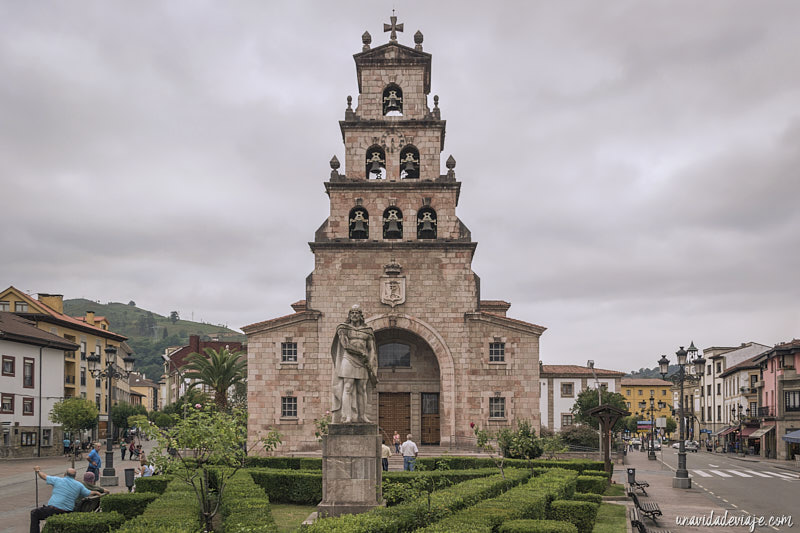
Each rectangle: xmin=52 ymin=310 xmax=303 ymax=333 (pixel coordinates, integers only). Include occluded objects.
xmin=2 ymin=1 xmax=798 ymax=372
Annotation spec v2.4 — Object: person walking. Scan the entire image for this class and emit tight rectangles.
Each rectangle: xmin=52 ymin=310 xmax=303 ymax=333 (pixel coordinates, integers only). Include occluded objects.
xmin=120 ymin=441 xmax=127 ymax=461
xmin=393 ymin=431 xmax=401 ymax=453
xmin=381 ymin=439 xmax=392 ymax=471
xmin=87 ymin=443 xmax=102 ymax=478
xmin=30 ymin=466 xmax=101 ymax=533
xmin=400 ymin=434 xmax=418 ymax=471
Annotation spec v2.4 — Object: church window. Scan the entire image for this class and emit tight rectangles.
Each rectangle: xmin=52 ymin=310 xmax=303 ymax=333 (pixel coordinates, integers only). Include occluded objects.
xmin=399 ymin=145 xmax=420 ymax=179
xmin=417 ymin=207 xmax=437 ymax=239
xmin=489 ymin=397 xmax=505 ymax=419
xmin=281 ymin=342 xmax=297 ymax=363
xmin=281 ymin=396 xmax=297 ymax=418
xmin=365 ymin=145 xmax=386 ymax=179
xmin=382 ymin=84 xmax=403 ymax=116
xmin=378 ymin=343 xmax=411 ymax=368
xmin=561 ymin=382 xmax=574 ymax=398
xmin=489 ymin=342 xmax=505 ymax=362
xmin=349 ymin=207 xmax=369 ymax=239
xmin=383 ymin=207 xmax=403 ymax=239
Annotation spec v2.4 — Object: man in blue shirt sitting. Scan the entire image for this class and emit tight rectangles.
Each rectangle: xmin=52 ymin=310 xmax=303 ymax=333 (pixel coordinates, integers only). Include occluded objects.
xmin=86 ymin=442 xmax=102 ymax=478
xmin=30 ymin=466 xmax=101 ymax=533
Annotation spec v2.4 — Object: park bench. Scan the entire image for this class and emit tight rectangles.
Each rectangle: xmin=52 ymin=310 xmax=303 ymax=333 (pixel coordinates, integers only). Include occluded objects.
xmin=630 ymin=507 xmax=671 ymax=533
xmin=626 ymin=468 xmax=649 ymax=495
xmin=625 ymin=484 xmax=662 ymax=522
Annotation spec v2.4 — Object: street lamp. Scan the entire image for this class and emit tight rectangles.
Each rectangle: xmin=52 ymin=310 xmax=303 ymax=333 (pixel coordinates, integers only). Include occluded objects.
xmin=587 ymin=360 xmax=603 ymax=456
xmin=659 ymin=343 xmax=705 ymax=489
xmin=87 ymin=345 xmax=135 ymax=485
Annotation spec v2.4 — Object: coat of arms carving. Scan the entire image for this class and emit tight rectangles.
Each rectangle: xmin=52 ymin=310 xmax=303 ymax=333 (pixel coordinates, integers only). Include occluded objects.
xmin=380 ymin=277 xmax=406 ymax=307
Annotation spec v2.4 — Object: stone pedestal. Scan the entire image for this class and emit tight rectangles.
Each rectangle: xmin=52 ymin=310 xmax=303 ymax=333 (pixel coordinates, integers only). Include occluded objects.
xmin=317 ymin=423 xmax=382 ymax=517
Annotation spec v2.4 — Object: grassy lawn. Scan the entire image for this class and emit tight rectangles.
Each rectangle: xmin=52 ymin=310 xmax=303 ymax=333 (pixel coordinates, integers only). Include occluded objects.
xmin=592 ymin=502 xmax=627 ymax=533
xmin=270 ymin=503 xmax=318 ymax=533
xmin=604 ymin=483 xmax=625 ymax=497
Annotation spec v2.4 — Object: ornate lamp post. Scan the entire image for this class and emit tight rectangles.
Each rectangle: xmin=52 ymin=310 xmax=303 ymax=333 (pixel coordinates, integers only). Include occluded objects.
xmin=659 ymin=343 xmax=704 ymax=489
xmin=587 ymin=360 xmax=603 ymax=456
xmin=87 ymin=345 xmax=135 ymax=485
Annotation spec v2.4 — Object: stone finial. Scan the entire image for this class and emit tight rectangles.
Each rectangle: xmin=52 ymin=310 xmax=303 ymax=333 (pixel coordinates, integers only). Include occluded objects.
xmin=446 ymin=155 xmax=456 ymax=179
xmin=384 ymin=258 xmax=402 ymax=276
xmin=330 ymin=155 xmax=341 ymax=180
xmin=345 ymin=95 xmax=355 ymax=120
xmin=414 ymin=30 xmax=423 ymax=51
xmin=432 ymin=95 xmax=440 ymax=119
xmin=362 ymin=31 xmax=371 ymax=51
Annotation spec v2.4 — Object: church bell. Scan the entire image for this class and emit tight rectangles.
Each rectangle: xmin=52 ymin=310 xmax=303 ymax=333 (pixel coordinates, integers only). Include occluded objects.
xmin=385 ymin=219 xmax=402 ymax=239
xmin=369 ymin=160 xmax=383 ymax=178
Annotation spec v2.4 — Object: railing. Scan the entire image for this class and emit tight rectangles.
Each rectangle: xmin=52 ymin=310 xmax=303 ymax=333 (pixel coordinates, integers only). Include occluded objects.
xmin=757 ymin=406 xmax=774 ymax=418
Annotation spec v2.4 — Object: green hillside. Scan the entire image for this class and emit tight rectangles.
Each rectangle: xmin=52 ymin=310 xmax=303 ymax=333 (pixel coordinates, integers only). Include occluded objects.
xmin=64 ymin=299 xmax=245 ymax=383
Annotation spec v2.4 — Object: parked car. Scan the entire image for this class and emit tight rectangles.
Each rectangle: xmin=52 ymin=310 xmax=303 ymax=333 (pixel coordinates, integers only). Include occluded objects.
xmin=652 ymin=440 xmax=662 ymax=450
xmin=672 ymin=440 xmax=698 ymax=452
xmin=630 ymin=438 xmax=641 ymax=446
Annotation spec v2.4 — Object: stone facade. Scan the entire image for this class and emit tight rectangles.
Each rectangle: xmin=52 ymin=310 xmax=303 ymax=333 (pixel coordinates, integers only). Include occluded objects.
xmin=245 ymin=22 xmax=544 ymax=453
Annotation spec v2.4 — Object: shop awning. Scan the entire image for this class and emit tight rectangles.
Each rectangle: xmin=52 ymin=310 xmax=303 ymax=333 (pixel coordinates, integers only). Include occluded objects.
xmin=719 ymin=427 xmax=737 ymax=437
xmin=781 ymin=429 xmax=800 ymax=444
xmin=740 ymin=426 xmax=759 ymax=438
xmin=712 ymin=427 xmax=733 ymax=436
xmin=749 ymin=426 xmax=775 ymax=439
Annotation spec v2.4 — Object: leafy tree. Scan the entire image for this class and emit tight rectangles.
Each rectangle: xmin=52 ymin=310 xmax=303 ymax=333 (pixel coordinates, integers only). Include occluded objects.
xmin=570 ymin=388 xmax=628 ymax=431
xmin=136 ymin=406 xmax=281 ymax=532
xmin=169 ymin=311 xmax=180 ymax=323
xmin=559 ymin=424 xmax=600 ymax=449
xmin=541 ymin=434 xmax=569 ymax=459
xmin=50 ymin=398 xmax=98 ymax=467
xmin=183 ymin=347 xmax=247 ymax=411
xmin=128 ymin=300 xmax=136 ymax=306
xmin=473 ymin=423 xmax=506 ymax=479
xmin=497 ymin=420 xmax=543 ymax=460
xmin=110 ymin=401 xmax=146 ymax=436
xmin=665 ymin=416 xmax=677 ymax=438
xmin=162 ymin=388 xmax=210 ymax=418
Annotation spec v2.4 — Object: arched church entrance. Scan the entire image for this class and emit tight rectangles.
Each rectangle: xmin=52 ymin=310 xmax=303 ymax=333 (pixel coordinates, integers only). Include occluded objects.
xmin=375 ymin=328 xmax=441 ymax=445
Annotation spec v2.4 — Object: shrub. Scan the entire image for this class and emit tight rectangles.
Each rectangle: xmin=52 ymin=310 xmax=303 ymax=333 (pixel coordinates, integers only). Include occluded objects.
xmin=499 ymin=519 xmax=578 ymax=533
xmin=547 ymin=500 xmax=599 ymax=533
xmin=243 ymin=456 xmax=322 ymax=469
xmin=570 ymin=492 xmax=603 ymax=504
xmin=100 ymin=492 xmax=159 ymax=519
xmin=575 ymin=475 xmax=607 ymax=494
xmin=580 ymin=469 xmax=610 ymax=478
xmin=42 ymin=511 xmax=125 ymax=533
xmin=249 ymin=469 xmax=322 ymax=504
xmin=382 ymin=469 xmax=498 ymax=505
xmin=220 ymin=470 xmax=277 ymax=532
xmin=415 ymin=457 xmax=605 ymax=474
xmin=305 ymin=469 xmax=531 ymax=533
xmin=117 ymin=478 xmax=201 ymax=532
xmin=134 ymin=475 xmax=173 ymax=494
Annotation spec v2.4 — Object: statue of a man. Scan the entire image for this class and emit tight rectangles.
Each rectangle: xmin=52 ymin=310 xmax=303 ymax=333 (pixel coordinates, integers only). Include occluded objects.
xmin=330 ymin=305 xmax=378 ymax=423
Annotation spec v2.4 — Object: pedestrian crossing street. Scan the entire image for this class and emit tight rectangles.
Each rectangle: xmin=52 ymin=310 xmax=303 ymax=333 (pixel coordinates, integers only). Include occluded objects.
xmin=691 ymin=468 xmax=799 ymax=480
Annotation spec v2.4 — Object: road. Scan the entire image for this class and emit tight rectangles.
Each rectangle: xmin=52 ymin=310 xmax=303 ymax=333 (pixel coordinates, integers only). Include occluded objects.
xmin=657 ymin=446 xmax=799 ymax=530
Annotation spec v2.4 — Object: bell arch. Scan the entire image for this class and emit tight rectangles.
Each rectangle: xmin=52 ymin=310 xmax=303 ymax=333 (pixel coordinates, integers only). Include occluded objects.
xmin=366 ymin=313 xmax=456 ymax=446
xmin=383 ymin=206 xmax=403 ymax=239
xmin=417 ymin=206 xmax=437 ymax=239
xmin=399 ymin=145 xmax=420 ymax=179
xmin=365 ymin=145 xmax=386 ymax=179
xmin=348 ymin=206 xmax=369 ymax=239
xmin=382 ymin=83 xmax=403 ymax=116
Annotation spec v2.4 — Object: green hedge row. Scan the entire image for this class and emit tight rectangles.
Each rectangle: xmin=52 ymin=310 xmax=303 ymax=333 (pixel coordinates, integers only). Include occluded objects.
xmin=382 ymin=468 xmax=499 ymax=506
xmin=581 ymin=469 xmax=611 ymax=479
xmin=499 ymin=519 xmax=578 ymax=533
xmin=570 ymin=492 xmax=603 ymax=505
xmin=415 ymin=468 xmax=579 ymax=532
xmin=305 ymin=468 xmax=532 ymax=533
xmin=547 ymin=500 xmax=599 ymax=533
xmin=575 ymin=475 xmax=608 ymax=495
xmin=117 ymin=477 xmax=202 ymax=532
xmin=100 ymin=492 xmax=159 ymax=519
xmin=249 ymin=469 xmax=323 ymax=504
xmin=134 ymin=474 xmax=173 ymax=494
xmin=415 ymin=457 xmax=607 ymax=474
xmin=244 ymin=456 xmax=323 ymax=469
xmin=42 ymin=511 xmax=126 ymax=533
xmin=219 ymin=469 xmax=278 ymax=533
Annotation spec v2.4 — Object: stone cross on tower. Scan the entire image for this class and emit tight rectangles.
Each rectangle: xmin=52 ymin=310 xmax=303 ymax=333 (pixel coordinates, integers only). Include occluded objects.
xmin=383 ymin=11 xmax=403 ymax=42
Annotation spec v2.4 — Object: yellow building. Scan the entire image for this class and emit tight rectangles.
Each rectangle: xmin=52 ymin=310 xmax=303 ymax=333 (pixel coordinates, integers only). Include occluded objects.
xmin=129 ymin=372 xmax=159 ymax=411
xmin=621 ymin=378 xmax=673 ymax=421
xmin=0 ymin=287 xmax=128 ymax=439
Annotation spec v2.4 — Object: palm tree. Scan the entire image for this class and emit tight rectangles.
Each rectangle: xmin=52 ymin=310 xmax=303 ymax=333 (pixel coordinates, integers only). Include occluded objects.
xmin=183 ymin=347 xmax=246 ymax=411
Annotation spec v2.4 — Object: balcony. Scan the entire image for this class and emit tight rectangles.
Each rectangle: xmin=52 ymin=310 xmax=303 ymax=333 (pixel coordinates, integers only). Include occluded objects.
xmin=757 ymin=406 xmax=774 ymax=418
xmin=64 ymin=375 xmax=76 ymax=387
xmin=64 ymin=351 xmax=76 ymax=361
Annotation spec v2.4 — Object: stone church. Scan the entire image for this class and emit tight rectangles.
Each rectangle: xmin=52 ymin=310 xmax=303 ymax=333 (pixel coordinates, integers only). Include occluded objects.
xmin=245 ymin=17 xmax=544 ymax=452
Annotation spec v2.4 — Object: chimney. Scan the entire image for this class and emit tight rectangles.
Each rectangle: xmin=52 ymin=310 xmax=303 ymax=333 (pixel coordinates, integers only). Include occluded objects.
xmin=38 ymin=294 xmax=64 ymax=314
xmin=85 ymin=310 xmax=95 ymax=325
xmin=189 ymin=335 xmax=200 ymax=354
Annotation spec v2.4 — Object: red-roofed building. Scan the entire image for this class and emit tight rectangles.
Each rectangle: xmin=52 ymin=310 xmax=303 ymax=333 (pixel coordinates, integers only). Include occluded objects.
xmin=540 ymin=364 xmax=625 ymax=431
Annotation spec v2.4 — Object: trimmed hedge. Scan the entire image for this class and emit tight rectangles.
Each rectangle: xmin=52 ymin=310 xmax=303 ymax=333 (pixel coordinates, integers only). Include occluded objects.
xmin=547 ymin=500 xmax=599 ymax=533
xmin=117 ymin=478 xmax=201 ymax=532
xmin=415 ymin=457 xmax=607 ymax=474
xmin=581 ymin=469 xmax=611 ymax=479
xmin=416 ymin=468 xmax=579 ymax=533
xmin=249 ymin=469 xmax=322 ymax=504
xmin=499 ymin=519 xmax=578 ymax=533
xmin=220 ymin=470 xmax=278 ymax=532
xmin=383 ymin=468 xmax=499 ymax=505
xmin=570 ymin=492 xmax=603 ymax=505
xmin=100 ymin=492 xmax=159 ymax=519
xmin=305 ymin=468 xmax=531 ymax=533
xmin=42 ymin=511 xmax=125 ymax=533
xmin=575 ymin=475 xmax=607 ymax=495
xmin=243 ymin=456 xmax=322 ymax=469
xmin=134 ymin=475 xmax=173 ymax=494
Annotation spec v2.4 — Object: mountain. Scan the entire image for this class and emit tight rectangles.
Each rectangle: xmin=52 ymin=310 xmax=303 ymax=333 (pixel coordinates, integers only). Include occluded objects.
xmin=64 ymin=299 xmax=245 ymax=382
xmin=626 ymin=365 xmax=680 ymax=379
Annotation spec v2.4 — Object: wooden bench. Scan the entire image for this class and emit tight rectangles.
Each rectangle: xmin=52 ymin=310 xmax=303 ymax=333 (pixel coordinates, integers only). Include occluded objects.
xmin=627 ymin=473 xmax=650 ymax=495
xmin=625 ymin=484 xmax=662 ymax=522
xmin=630 ymin=507 xmax=672 ymax=533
